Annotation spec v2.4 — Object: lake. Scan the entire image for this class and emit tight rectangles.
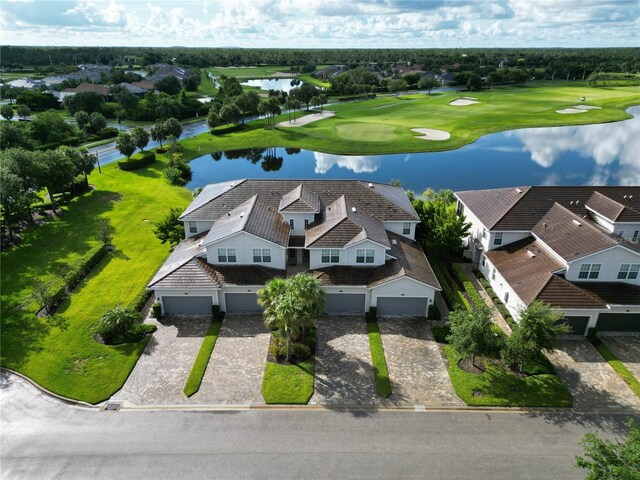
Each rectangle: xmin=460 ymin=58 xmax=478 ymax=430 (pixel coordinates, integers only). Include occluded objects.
xmin=241 ymin=78 xmax=299 ymax=92
xmin=185 ymin=106 xmax=640 ymax=192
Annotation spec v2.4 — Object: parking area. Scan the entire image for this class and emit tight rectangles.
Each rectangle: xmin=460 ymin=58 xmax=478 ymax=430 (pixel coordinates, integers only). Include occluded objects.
xmin=599 ymin=334 xmax=640 ymax=381
xmin=194 ymin=315 xmax=270 ymax=405
xmin=547 ymin=339 xmax=640 ymax=410
xmin=112 ymin=315 xmax=210 ymax=405
xmin=378 ymin=317 xmax=464 ymax=407
xmin=310 ymin=316 xmax=379 ymax=405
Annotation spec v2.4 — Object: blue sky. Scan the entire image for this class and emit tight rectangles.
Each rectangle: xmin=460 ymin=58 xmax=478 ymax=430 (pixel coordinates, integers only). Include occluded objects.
xmin=2 ymin=0 xmax=639 ymax=48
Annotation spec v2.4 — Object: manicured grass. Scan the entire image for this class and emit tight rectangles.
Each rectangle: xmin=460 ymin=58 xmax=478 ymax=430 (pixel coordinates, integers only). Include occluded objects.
xmin=176 ymin=84 xmax=640 ymax=156
xmin=435 ymin=332 xmax=572 ymax=407
xmin=298 ymin=74 xmax=331 ymax=88
xmin=183 ymin=320 xmax=222 ymax=397
xmin=196 ymin=69 xmax=218 ymax=97
xmin=366 ymin=322 xmax=392 ymax=398
xmin=261 ymin=357 xmax=315 ymax=404
xmin=592 ymin=340 xmax=640 ymax=397
xmin=0 ymin=155 xmax=192 ymax=403
xmin=208 ymin=65 xmax=292 ymax=79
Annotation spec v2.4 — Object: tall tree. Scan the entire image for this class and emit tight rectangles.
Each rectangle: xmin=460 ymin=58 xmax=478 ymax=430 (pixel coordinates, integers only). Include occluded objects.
xmin=131 ymin=126 xmax=149 ymax=151
xmin=88 ymin=112 xmax=106 ymax=134
xmin=115 ymin=132 xmax=136 ymax=160
xmin=34 ymin=149 xmax=77 ymax=211
xmin=154 ymin=76 xmax=181 ymax=95
xmin=163 ymin=117 xmax=183 ymax=143
xmin=150 ymin=121 xmax=167 ymax=148
xmin=16 ymin=105 xmax=30 ymax=120
xmin=446 ymin=306 xmax=497 ymax=368
xmin=219 ymin=103 xmax=242 ymax=125
xmin=75 ymin=110 xmax=90 ymax=131
xmin=153 ymin=207 xmax=184 ymax=245
xmin=387 ymin=78 xmax=407 ymax=97
xmin=1 ymin=104 xmax=14 ymax=121
xmin=418 ymin=76 xmax=442 ymax=94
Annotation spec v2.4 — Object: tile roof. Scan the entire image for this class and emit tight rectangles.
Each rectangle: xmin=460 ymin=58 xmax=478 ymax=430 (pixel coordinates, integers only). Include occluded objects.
xmin=67 ymin=83 xmax=110 ymax=96
xmin=202 ymin=195 xmax=290 ymax=247
xmin=305 ymin=195 xmax=390 ymax=248
xmin=214 ymin=265 xmax=284 ymax=286
xmin=118 ymin=82 xmax=149 ymax=94
xmin=456 ymin=186 xmax=640 ymax=231
xmin=485 ymin=237 xmax=564 ymax=305
xmin=313 ymin=232 xmax=440 ymax=289
xmin=151 ymin=258 xmax=221 ymax=289
xmin=585 ymin=191 xmax=634 ymax=222
xmin=180 ymin=179 xmax=419 ymax=222
xmin=536 ymin=275 xmax=607 ymax=309
xmin=148 ymin=233 xmax=207 ymax=288
xmin=575 ymin=282 xmax=640 ymax=306
xmin=278 ymin=184 xmax=321 ymax=213
xmin=532 ymin=203 xmax=623 ymax=262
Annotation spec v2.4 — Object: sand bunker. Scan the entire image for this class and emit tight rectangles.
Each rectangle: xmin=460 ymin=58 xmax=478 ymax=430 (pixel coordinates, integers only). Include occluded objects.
xmin=411 ymin=128 xmax=451 ymax=141
xmin=277 ymin=111 xmax=335 ymax=128
xmin=449 ymin=98 xmax=479 ymax=106
xmin=556 ymin=108 xmax=588 ymax=114
xmin=573 ymin=105 xmax=602 ymax=110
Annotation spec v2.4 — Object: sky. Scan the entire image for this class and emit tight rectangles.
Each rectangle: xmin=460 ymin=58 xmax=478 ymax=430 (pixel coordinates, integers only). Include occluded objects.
xmin=1 ymin=0 xmax=639 ymax=48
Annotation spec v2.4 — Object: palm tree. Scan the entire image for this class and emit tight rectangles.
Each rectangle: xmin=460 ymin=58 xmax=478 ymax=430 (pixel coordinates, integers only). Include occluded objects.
xmin=288 ymin=273 xmax=325 ymax=340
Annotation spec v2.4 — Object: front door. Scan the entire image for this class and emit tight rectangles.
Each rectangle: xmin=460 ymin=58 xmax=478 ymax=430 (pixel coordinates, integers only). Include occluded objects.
xmin=289 ymin=249 xmax=297 ymax=266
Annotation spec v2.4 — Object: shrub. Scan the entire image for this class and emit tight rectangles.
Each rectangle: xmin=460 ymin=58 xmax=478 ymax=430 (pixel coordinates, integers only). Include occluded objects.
xmin=97 ymin=127 xmax=118 ymax=140
xmin=452 ymin=264 xmax=485 ymax=310
xmin=96 ymin=306 xmax=142 ymax=345
xmin=427 ymin=304 xmax=441 ymax=320
xmin=127 ymin=287 xmax=153 ymax=312
xmin=432 ymin=325 xmax=450 ymax=343
xmin=156 ymin=147 xmax=167 ymax=154
xmin=290 ymin=342 xmax=311 ymax=361
xmin=269 ymin=337 xmax=311 ymax=362
xmin=152 ymin=303 xmax=162 ymax=319
xmin=64 ymin=244 xmax=107 ymax=290
xmin=117 ymin=150 xmax=156 ymax=171
xmin=164 ymin=153 xmax=192 ymax=185
xmin=163 ymin=166 xmax=184 ymax=185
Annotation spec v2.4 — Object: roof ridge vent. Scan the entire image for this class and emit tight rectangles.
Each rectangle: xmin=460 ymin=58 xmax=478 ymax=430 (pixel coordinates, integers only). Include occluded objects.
xmin=391 ymin=239 xmax=397 ymax=245
xmin=368 ymin=183 xmax=374 ymax=188
xmin=572 ymin=219 xmax=582 ymax=227
xmin=351 ymin=206 xmax=357 ymax=212
xmin=526 ymin=249 xmax=536 ymax=258
xmin=515 ymin=188 xmax=523 ymax=193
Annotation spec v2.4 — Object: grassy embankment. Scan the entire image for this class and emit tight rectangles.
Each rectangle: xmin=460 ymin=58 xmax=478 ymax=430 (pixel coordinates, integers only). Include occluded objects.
xmin=0 ymin=155 xmax=192 ymax=403
xmin=177 ymin=84 xmax=640 ymax=156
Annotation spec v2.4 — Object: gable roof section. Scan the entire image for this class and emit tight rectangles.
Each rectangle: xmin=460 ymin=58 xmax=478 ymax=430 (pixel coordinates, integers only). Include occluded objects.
xmin=305 ymin=195 xmax=390 ymax=248
xmin=536 ymin=275 xmax=607 ymax=309
xmin=150 ymin=258 xmax=221 ymax=289
xmin=532 ymin=203 xmax=622 ymax=262
xmin=456 ymin=186 xmax=640 ymax=231
xmin=279 ymin=184 xmax=321 ymax=213
xmin=148 ymin=233 xmax=207 ymax=288
xmin=69 ymin=83 xmax=110 ymax=95
xmin=202 ymin=195 xmax=290 ymax=247
xmin=585 ymin=191 xmax=627 ymax=222
xmin=179 ymin=179 xmax=419 ymax=222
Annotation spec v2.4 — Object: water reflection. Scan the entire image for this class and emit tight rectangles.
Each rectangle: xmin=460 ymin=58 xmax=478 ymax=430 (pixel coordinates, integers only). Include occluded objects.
xmin=241 ymin=78 xmax=299 ymax=92
xmin=507 ymin=107 xmax=640 ymax=185
xmin=313 ymin=152 xmax=382 ymax=174
xmin=209 ymin=147 xmax=293 ymax=172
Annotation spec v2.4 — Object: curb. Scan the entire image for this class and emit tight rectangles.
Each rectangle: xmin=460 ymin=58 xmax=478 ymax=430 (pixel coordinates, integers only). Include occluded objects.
xmin=1 ymin=368 xmax=99 ymax=409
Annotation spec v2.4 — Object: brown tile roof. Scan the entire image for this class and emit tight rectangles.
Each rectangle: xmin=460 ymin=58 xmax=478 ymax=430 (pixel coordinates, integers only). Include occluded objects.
xmin=585 ymin=191 xmax=631 ymax=222
xmin=575 ymin=282 xmax=640 ymax=306
xmin=213 ymin=265 xmax=284 ymax=286
xmin=151 ymin=258 xmax=221 ymax=289
xmin=202 ymin=195 xmax=290 ymax=247
xmin=485 ymin=237 xmax=564 ymax=305
xmin=456 ymin=186 xmax=640 ymax=231
xmin=132 ymin=81 xmax=156 ymax=90
xmin=148 ymin=233 xmax=208 ymax=288
xmin=180 ymin=179 xmax=419 ymax=222
xmin=536 ymin=275 xmax=607 ymax=309
xmin=305 ymin=195 xmax=390 ymax=248
xmin=532 ymin=203 xmax=622 ymax=262
xmin=279 ymin=184 xmax=320 ymax=213
xmin=69 ymin=83 xmax=110 ymax=95
xmin=313 ymin=232 xmax=440 ymax=289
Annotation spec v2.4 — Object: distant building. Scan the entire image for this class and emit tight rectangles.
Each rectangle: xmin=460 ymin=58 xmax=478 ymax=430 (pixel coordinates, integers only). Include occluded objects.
xmin=118 ymin=82 xmax=149 ymax=97
xmin=145 ymin=63 xmax=192 ymax=85
xmin=42 ymin=64 xmax=112 ymax=87
xmin=60 ymin=83 xmax=111 ymax=102
xmin=6 ymin=78 xmax=46 ymax=90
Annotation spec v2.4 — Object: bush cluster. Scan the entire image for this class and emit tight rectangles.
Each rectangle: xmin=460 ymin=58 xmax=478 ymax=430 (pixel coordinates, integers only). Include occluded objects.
xmin=427 ymin=304 xmax=441 ymax=320
xmin=268 ymin=327 xmax=315 ymax=362
xmin=163 ymin=153 xmax=192 ymax=185
xmin=96 ymin=305 xmax=156 ymax=345
xmin=117 ymin=150 xmax=156 ymax=170
xmin=452 ymin=264 xmax=485 ymax=310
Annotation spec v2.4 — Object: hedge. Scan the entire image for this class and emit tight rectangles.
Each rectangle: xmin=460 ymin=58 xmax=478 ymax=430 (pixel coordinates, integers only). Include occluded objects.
xmin=117 ymin=150 xmax=156 ymax=170
xmin=431 ymin=261 xmax=462 ymax=310
xmin=127 ymin=287 xmax=153 ymax=312
xmin=452 ymin=264 xmax=485 ymax=310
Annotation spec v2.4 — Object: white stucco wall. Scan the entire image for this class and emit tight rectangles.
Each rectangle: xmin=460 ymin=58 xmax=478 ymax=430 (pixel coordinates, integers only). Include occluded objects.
xmin=565 ymin=246 xmax=640 ymax=284
xmin=383 ymin=221 xmax=417 ymax=240
xmin=184 ymin=220 xmax=214 ymax=238
xmin=588 ymin=209 xmax=640 ymax=243
xmin=281 ymin=212 xmax=316 ymax=236
xmin=487 ymin=231 xmax=531 ymax=250
xmin=204 ymin=232 xmax=286 ymax=269
xmin=480 ymin=256 xmax=528 ymax=321
xmin=308 ymin=241 xmax=387 ymax=269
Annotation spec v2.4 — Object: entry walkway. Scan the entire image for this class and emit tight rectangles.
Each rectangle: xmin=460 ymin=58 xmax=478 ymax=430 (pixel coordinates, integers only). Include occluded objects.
xmin=460 ymin=264 xmax=512 ymax=335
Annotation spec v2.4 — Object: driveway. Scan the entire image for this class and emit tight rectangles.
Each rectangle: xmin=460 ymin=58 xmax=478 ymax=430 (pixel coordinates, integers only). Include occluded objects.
xmin=112 ymin=315 xmax=211 ymax=405
xmin=378 ymin=317 xmax=463 ymax=407
xmin=547 ymin=339 xmax=640 ymax=410
xmin=599 ymin=334 xmax=640 ymax=381
xmin=310 ymin=316 xmax=379 ymax=405
xmin=193 ymin=315 xmax=270 ymax=405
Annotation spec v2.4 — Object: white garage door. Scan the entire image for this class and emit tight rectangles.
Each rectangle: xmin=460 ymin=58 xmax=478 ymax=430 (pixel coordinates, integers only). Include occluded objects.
xmin=325 ymin=294 xmax=366 ymax=314
xmin=225 ymin=293 xmax=262 ymax=313
xmin=377 ymin=297 xmax=428 ymax=316
xmin=162 ymin=296 xmax=213 ymax=315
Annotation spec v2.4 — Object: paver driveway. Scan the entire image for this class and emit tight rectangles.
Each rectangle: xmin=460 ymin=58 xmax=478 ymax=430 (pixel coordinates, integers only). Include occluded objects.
xmin=193 ymin=315 xmax=270 ymax=405
xmin=112 ymin=315 xmax=210 ymax=405
xmin=311 ymin=316 xmax=379 ymax=405
xmin=547 ymin=340 xmax=640 ymax=410
xmin=378 ymin=317 xmax=463 ymax=407
xmin=599 ymin=334 xmax=640 ymax=382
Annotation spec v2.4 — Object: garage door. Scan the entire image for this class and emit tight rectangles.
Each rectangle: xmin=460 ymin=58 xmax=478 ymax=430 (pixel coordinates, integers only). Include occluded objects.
xmin=162 ymin=296 xmax=212 ymax=315
xmin=559 ymin=316 xmax=589 ymax=335
xmin=225 ymin=293 xmax=262 ymax=313
xmin=597 ymin=313 xmax=640 ymax=332
xmin=325 ymin=294 xmax=365 ymax=314
xmin=377 ymin=297 xmax=428 ymax=317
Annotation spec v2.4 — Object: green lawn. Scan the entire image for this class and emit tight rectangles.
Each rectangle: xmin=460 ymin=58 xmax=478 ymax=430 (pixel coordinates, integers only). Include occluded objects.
xmin=592 ymin=339 xmax=640 ymax=397
xmin=0 ymin=155 xmax=192 ymax=403
xmin=298 ymin=74 xmax=330 ymax=88
xmin=177 ymin=84 xmax=640 ymax=156
xmin=261 ymin=357 xmax=315 ymax=404
xmin=366 ymin=321 xmax=392 ymax=398
xmin=184 ymin=320 xmax=222 ymax=397
xmin=432 ymin=327 xmax=572 ymax=407
xmin=208 ymin=65 xmax=293 ymax=79
xmin=196 ymin=69 xmax=218 ymax=97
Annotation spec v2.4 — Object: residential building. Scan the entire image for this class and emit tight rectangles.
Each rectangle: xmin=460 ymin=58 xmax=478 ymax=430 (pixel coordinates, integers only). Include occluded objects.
xmin=59 ymin=82 xmax=111 ymax=102
xmin=6 ymin=77 xmax=45 ymax=90
xmin=455 ymin=186 xmax=640 ymax=335
xmin=118 ymin=82 xmax=149 ymax=97
xmin=149 ymin=179 xmax=441 ymax=316
xmin=145 ymin=63 xmax=192 ymax=85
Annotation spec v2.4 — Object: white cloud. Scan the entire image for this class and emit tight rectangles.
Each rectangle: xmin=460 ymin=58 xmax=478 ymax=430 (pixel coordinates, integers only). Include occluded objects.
xmin=314 ymin=152 xmax=381 ymax=174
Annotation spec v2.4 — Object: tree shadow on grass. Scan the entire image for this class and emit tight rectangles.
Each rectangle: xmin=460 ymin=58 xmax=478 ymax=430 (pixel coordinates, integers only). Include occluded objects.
xmin=0 ymin=299 xmax=51 ymax=368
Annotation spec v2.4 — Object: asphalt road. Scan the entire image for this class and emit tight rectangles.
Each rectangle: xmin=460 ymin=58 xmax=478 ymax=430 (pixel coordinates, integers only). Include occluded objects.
xmin=3 ymin=375 xmax=637 ymax=480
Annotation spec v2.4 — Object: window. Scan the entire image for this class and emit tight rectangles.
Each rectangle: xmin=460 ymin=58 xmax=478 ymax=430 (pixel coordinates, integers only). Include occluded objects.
xmin=493 ymin=232 xmax=503 ymax=246
xmin=504 ymin=292 xmax=509 ymax=304
xmin=188 ymin=221 xmax=197 ymax=234
xmin=578 ymin=263 xmax=600 ymax=279
xmin=289 ymin=219 xmax=294 ymax=229
xmin=253 ymin=248 xmax=271 ymax=263
xmin=321 ymin=249 xmax=339 ymax=263
xmin=618 ymin=264 xmax=639 ymax=280
xmin=356 ymin=248 xmax=375 ymax=264
xmin=481 ymin=255 xmax=485 ymax=267
xmin=304 ymin=219 xmax=309 ymax=230
xmin=491 ymin=268 xmax=496 ymax=280
xmin=402 ymin=222 xmax=411 ymax=235
xmin=217 ymin=248 xmax=236 ymax=263
xmin=482 ymin=229 xmax=487 ymax=239
xmin=633 ymin=230 xmax=639 ymax=242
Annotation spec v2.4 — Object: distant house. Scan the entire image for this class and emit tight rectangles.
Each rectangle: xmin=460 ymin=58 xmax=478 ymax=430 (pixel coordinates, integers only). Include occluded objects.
xmin=42 ymin=64 xmax=112 ymax=87
xmin=455 ymin=186 xmax=640 ymax=335
xmin=145 ymin=63 xmax=192 ymax=85
xmin=118 ymin=82 xmax=149 ymax=97
xmin=132 ymin=80 xmax=156 ymax=92
xmin=60 ymin=83 xmax=111 ymax=102
xmin=6 ymin=78 xmax=45 ymax=90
